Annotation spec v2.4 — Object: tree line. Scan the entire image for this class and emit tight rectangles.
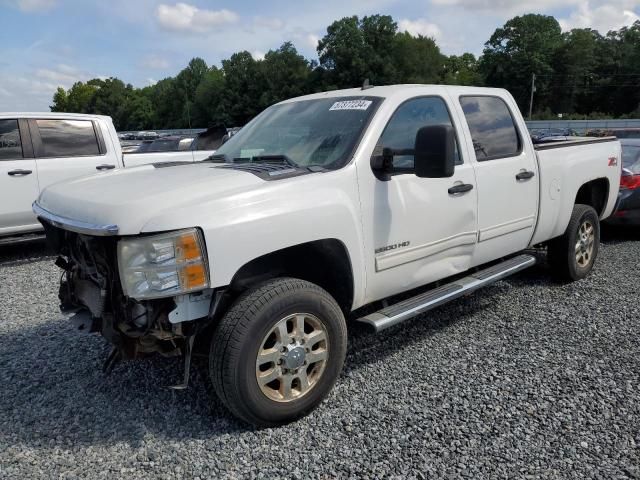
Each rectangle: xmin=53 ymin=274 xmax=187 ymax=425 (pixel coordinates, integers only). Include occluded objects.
xmin=50 ymin=14 xmax=640 ymax=130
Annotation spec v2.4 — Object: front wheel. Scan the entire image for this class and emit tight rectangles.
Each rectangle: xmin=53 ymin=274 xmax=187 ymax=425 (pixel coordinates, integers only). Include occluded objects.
xmin=209 ymin=277 xmax=347 ymax=427
xmin=548 ymin=204 xmax=600 ymax=281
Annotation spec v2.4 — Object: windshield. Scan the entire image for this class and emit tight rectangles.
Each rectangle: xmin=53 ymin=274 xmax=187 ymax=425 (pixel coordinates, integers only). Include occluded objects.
xmin=213 ymin=96 xmax=382 ymax=170
xmin=622 ymin=144 xmax=640 ymax=174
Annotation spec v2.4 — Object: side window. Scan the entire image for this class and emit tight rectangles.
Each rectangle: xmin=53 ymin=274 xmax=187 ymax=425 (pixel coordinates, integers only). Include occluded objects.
xmin=460 ymin=96 xmax=521 ymax=161
xmin=0 ymin=119 xmax=23 ymax=160
xmin=35 ymin=119 xmax=100 ymax=158
xmin=378 ymin=97 xmax=461 ymax=169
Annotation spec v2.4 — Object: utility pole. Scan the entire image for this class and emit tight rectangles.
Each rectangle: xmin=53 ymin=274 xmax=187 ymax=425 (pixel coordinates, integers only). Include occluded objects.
xmin=528 ymin=73 xmax=536 ymax=120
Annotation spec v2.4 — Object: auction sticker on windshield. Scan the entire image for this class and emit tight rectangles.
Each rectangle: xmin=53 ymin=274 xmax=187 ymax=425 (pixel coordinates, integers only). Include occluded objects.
xmin=329 ymin=100 xmax=373 ymax=111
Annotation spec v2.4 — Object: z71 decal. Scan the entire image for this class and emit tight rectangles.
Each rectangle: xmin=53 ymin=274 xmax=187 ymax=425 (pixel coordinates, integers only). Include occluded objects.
xmin=375 ymin=241 xmax=411 ymax=255
xmin=608 ymin=157 xmax=618 ymax=166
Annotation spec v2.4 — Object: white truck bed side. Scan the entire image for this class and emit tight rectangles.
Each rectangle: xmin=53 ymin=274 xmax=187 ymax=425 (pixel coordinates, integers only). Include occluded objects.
xmin=531 ymin=138 xmax=621 ymax=245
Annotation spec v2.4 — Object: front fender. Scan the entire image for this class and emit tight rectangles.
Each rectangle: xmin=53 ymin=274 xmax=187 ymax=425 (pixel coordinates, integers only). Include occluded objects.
xmin=141 ymin=167 xmax=366 ymax=309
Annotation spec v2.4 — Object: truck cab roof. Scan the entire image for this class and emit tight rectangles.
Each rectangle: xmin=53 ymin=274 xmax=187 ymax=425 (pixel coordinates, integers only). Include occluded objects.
xmin=278 ymin=84 xmax=511 ymax=105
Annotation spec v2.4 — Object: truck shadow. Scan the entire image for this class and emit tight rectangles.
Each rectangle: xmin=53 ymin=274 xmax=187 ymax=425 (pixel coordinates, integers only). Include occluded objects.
xmin=343 ymin=261 xmax=551 ymax=374
xmin=0 ymin=266 xmax=553 ymax=447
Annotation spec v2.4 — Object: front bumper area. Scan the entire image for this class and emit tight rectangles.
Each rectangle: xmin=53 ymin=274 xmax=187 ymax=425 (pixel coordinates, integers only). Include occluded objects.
xmin=43 ymin=223 xmax=212 ymax=360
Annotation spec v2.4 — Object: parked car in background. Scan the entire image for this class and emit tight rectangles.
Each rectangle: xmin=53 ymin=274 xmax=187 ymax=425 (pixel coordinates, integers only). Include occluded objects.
xmin=121 ymin=143 xmax=144 ymax=154
xmin=122 ymin=126 xmax=226 ymax=164
xmin=137 ymin=131 xmax=159 ymax=140
xmin=607 ymin=139 xmax=640 ymax=225
xmin=0 ymin=113 xmax=187 ymax=244
xmin=531 ymin=128 xmax=579 ymax=144
xmin=587 ymin=128 xmax=640 ymax=139
xmin=142 ymin=135 xmax=194 ymax=152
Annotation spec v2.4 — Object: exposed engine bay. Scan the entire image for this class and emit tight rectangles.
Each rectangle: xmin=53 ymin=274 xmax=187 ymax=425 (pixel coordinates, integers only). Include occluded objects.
xmin=43 ymin=223 xmax=215 ymax=375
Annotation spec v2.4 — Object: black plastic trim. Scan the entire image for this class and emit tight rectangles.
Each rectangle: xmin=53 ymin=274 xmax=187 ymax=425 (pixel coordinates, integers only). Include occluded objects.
xmin=17 ymin=119 xmax=34 ymax=159
xmin=213 ymin=162 xmax=311 ymax=181
xmin=372 ymin=95 xmax=465 ymax=183
xmin=93 ymin=121 xmax=107 ymax=155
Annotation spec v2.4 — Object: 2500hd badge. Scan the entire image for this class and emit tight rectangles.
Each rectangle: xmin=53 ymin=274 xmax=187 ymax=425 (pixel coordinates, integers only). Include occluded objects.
xmin=375 ymin=241 xmax=411 ymax=254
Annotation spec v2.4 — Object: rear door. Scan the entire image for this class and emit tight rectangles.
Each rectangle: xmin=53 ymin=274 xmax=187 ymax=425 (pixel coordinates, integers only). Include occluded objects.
xmin=450 ymin=93 xmax=539 ymax=266
xmin=0 ymin=118 xmax=41 ymax=235
xmin=29 ymin=118 xmax=119 ymax=190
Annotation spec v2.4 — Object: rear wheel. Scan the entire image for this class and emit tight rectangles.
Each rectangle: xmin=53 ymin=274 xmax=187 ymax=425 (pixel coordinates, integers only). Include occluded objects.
xmin=209 ymin=277 xmax=347 ymax=427
xmin=548 ymin=204 xmax=600 ymax=281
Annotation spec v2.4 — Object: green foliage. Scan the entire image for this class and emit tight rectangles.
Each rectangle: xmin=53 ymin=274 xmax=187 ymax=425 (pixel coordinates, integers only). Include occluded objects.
xmin=443 ymin=54 xmax=483 ymax=86
xmin=481 ymin=14 xmax=563 ymax=111
xmin=260 ymin=42 xmax=311 ymax=106
xmin=220 ymin=51 xmax=266 ymax=125
xmin=317 ymin=15 xmax=445 ymax=87
xmin=49 ymin=15 xmax=640 ymax=129
xmin=390 ymin=33 xmax=445 ymax=84
xmin=192 ymin=67 xmax=227 ymax=127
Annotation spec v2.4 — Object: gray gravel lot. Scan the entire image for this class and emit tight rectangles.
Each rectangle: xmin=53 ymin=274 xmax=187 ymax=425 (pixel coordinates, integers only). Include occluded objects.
xmin=1 ymin=231 xmax=639 ymax=479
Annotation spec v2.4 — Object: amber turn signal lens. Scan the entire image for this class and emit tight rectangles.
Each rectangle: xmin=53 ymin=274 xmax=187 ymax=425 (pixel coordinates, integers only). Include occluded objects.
xmin=176 ymin=232 xmax=202 ymax=261
xmin=181 ymin=264 xmax=207 ymax=290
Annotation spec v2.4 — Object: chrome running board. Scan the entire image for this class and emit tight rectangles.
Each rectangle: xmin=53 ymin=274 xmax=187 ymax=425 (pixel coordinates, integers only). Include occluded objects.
xmin=358 ymin=254 xmax=536 ymax=333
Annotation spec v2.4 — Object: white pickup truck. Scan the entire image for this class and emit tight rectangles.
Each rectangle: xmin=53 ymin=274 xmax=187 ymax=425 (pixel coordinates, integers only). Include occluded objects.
xmin=33 ymin=85 xmax=621 ymax=427
xmin=0 ymin=113 xmax=213 ymax=244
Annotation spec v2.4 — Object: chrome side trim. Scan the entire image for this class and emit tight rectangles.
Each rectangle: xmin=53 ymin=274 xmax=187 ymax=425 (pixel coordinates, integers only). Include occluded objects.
xmin=32 ymin=202 xmax=119 ymax=236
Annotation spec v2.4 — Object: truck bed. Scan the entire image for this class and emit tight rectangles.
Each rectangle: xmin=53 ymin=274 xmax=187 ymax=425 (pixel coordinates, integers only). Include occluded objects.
xmin=533 ymin=136 xmax=618 ymax=150
xmin=531 ymin=136 xmax=621 ymax=245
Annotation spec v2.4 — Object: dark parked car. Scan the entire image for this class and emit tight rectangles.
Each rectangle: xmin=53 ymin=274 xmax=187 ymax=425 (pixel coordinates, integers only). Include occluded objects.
xmin=531 ymin=129 xmax=580 ymax=145
xmin=608 ymin=139 xmax=640 ymax=225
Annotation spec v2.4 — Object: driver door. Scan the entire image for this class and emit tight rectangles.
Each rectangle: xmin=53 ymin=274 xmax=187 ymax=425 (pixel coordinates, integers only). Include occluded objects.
xmin=358 ymin=95 xmax=479 ymax=303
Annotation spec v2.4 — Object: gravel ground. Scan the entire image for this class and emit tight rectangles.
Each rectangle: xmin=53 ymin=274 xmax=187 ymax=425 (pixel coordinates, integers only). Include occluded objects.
xmin=1 ymin=230 xmax=639 ymax=479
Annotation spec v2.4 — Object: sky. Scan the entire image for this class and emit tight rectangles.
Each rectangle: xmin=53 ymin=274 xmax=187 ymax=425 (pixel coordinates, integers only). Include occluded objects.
xmin=1 ymin=0 xmax=639 ymax=112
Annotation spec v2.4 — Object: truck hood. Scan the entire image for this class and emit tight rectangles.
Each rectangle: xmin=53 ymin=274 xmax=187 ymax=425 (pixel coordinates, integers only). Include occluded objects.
xmin=36 ymin=163 xmax=266 ymax=235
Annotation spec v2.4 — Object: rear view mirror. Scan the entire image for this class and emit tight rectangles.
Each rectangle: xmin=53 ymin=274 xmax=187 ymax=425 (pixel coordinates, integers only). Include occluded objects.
xmin=414 ymin=125 xmax=456 ymax=178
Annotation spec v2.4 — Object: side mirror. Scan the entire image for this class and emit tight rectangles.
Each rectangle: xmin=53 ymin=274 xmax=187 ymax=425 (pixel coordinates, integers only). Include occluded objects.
xmin=414 ymin=125 xmax=456 ymax=178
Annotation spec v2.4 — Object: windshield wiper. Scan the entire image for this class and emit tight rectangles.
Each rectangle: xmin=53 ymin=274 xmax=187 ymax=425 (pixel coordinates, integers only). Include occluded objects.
xmin=206 ymin=153 xmax=321 ymax=172
xmin=251 ymin=154 xmax=299 ymax=169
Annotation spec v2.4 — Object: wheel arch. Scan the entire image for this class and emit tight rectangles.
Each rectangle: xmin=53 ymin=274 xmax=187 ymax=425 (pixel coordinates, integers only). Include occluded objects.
xmin=574 ymin=177 xmax=610 ymax=217
xmin=225 ymin=238 xmax=355 ymax=314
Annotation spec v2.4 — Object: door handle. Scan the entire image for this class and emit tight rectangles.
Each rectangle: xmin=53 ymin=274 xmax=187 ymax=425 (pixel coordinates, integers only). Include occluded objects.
xmin=516 ymin=170 xmax=535 ymax=181
xmin=96 ymin=164 xmax=116 ymax=171
xmin=448 ymin=183 xmax=474 ymax=195
xmin=7 ymin=169 xmax=33 ymax=176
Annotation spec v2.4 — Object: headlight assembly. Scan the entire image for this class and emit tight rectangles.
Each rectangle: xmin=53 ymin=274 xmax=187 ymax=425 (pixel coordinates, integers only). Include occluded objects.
xmin=118 ymin=228 xmax=209 ymax=299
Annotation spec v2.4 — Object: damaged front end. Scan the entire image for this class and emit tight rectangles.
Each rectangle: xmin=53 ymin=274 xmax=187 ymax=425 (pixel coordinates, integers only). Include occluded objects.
xmin=40 ymin=219 xmax=218 ymax=383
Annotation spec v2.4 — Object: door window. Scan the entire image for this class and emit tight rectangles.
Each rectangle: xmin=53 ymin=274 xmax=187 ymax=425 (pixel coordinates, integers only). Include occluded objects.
xmin=35 ymin=119 xmax=100 ymax=157
xmin=0 ymin=119 xmax=23 ymax=160
xmin=378 ymin=97 xmax=461 ymax=169
xmin=459 ymin=96 xmax=521 ymax=161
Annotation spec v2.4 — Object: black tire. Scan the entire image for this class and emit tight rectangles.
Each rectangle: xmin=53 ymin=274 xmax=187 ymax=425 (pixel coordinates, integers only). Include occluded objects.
xmin=209 ymin=277 xmax=347 ymax=427
xmin=548 ymin=204 xmax=600 ymax=281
